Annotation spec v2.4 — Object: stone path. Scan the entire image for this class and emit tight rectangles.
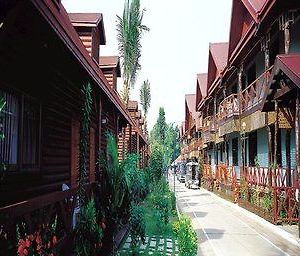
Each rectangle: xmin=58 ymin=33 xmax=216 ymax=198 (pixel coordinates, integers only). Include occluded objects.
xmin=119 ymin=235 xmax=179 ymax=255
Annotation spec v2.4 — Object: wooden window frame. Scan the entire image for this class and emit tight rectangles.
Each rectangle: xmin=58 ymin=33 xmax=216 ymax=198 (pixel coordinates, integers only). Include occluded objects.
xmin=0 ymin=87 xmax=42 ymax=172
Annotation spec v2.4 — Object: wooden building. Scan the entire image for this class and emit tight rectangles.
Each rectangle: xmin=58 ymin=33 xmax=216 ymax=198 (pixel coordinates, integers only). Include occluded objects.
xmin=181 ymin=0 xmax=300 ymax=225
xmin=0 ymin=0 xmax=148 ymax=253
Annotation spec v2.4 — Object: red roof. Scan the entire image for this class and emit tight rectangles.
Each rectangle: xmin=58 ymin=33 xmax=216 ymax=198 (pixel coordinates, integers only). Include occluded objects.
xmin=207 ymin=42 xmax=229 ymax=92
xmin=241 ymin=0 xmax=270 ymax=21
xmin=209 ymin=43 xmax=229 ymax=72
xmin=196 ymin=73 xmax=207 ymax=109
xmin=99 ymin=56 xmax=121 ymax=76
xmin=273 ymin=54 xmax=300 ymax=88
xmin=185 ymin=94 xmax=197 ymax=120
xmin=228 ymin=0 xmax=275 ymax=63
xmin=68 ymin=13 xmax=106 ymax=44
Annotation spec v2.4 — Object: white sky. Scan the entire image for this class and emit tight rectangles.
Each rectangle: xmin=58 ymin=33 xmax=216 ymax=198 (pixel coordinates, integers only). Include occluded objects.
xmin=62 ymin=0 xmax=232 ymax=129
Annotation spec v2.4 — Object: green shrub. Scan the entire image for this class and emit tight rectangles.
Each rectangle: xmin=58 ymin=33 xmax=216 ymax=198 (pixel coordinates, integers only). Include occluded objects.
xmin=149 ymin=142 xmax=164 ymax=181
xmin=129 ymin=203 xmax=146 ymax=254
xmin=263 ymin=190 xmax=273 ymax=212
xmin=74 ymin=198 xmax=103 ymax=256
xmin=173 ymin=215 xmax=197 ymax=256
xmin=148 ymin=179 xmax=171 ymax=230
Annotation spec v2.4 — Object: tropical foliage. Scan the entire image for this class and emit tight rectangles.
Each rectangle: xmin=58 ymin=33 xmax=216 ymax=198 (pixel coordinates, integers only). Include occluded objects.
xmin=74 ymin=199 xmax=104 ymax=256
xmin=139 ymin=79 xmax=151 ymax=132
xmin=173 ymin=215 xmax=197 ymax=256
xmin=150 ymin=107 xmax=180 ymax=179
xmin=129 ymin=203 xmax=146 ymax=254
xmin=117 ymin=0 xmax=149 ymax=104
xmin=78 ymin=83 xmax=93 ymax=207
xmin=100 ymin=132 xmax=149 ymax=254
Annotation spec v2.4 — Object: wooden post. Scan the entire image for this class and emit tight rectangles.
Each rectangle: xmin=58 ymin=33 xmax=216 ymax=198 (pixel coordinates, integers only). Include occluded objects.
xmin=238 ymin=65 xmax=244 ymax=177
xmin=274 ymin=101 xmax=279 ymax=167
xmin=286 ymin=129 xmax=291 ymax=186
xmin=267 ymin=122 xmax=273 ymax=187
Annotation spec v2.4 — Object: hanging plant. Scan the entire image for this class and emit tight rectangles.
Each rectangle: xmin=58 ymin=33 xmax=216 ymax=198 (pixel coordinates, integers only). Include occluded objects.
xmin=78 ymin=82 xmax=93 ymax=207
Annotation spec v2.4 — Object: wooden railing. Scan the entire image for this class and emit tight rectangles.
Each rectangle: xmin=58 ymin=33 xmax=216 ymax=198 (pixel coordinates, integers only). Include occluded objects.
xmin=240 ymin=66 xmax=273 ymax=113
xmin=218 ymin=94 xmax=239 ymax=122
xmin=203 ymin=116 xmax=216 ymax=132
xmin=0 ymin=184 xmax=95 ymax=255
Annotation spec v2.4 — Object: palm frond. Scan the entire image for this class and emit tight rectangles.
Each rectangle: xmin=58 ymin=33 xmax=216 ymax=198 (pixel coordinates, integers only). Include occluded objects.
xmin=140 ymin=79 xmax=151 ymax=117
xmin=117 ymin=0 xmax=149 ymax=93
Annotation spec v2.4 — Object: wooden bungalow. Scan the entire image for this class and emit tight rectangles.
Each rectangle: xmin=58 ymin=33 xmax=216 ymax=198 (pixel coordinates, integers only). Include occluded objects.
xmin=0 ymin=0 xmax=148 ymax=253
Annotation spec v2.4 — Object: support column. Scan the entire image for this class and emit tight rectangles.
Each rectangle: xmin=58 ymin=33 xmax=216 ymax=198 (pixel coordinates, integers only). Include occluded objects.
xmin=285 ymin=129 xmax=291 ymax=186
xmin=238 ymin=65 xmax=245 ymax=177
xmin=274 ymin=101 xmax=279 ymax=167
xmin=267 ymin=122 xmax=273 ymax=187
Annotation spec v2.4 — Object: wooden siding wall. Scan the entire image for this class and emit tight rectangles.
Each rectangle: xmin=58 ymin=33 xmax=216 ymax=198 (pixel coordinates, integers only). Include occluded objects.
xmin=0 ymin=2 xmax=99 ymax=206
xmin=100 ymin=96 xmax=118 ymax=153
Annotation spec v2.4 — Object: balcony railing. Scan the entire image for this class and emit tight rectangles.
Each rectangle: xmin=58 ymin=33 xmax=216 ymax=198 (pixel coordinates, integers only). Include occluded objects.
xmin=0 ymin=184 xmax=95 ymax=255
xmin=203 ymin=116 xmax=216 ymax=132
xmin=240 ymin=66 xmax=273 ymax=113
xmin=217 ymin=94 xmax=239 ymax=122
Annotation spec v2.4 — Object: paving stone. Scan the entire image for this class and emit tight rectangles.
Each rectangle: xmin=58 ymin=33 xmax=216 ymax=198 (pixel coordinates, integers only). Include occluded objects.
xmin=123 ymin=242 xmax=130 ymax=249
xmin=150 ymin=240 xmax=156 ymax=247
xmin=166 ymin=241 xmax=173 ymax=249
xmin=140 ymin=242 xmax=147 ymax=250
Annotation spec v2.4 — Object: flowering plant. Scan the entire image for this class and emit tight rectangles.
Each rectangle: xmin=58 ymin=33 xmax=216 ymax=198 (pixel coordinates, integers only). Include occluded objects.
xmin=17 ymin=216 xmax=58 ymax=256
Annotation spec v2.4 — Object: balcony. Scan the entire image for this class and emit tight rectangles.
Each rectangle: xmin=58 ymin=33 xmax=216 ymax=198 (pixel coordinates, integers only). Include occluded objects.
xmin=217 ymin=94 xmax=239 ymax=122
xmin=240 ymin=66 xmax=273 ymax=114
xmin=203 ymin=116 xmax=216 ymax=132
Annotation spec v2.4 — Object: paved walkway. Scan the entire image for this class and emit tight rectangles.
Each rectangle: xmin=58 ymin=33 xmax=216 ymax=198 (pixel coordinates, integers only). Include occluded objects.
xmin=119 ymin=235 xmax=179 ymax=255
xmin=171 ymin=175 xmax=300 ymax=256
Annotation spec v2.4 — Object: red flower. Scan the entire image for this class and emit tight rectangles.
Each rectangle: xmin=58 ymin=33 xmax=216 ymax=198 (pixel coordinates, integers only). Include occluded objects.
xmin=101 ymin=222 xmax=106 ymax=230
xmin=17 ymin=239 xmax=27 ymax=256
xmin=36 ymin=234 xmax=42 ymax=245
xmin=25 ymin=238 xmax=31 ymax=247
xmin=52 ymin=235 xmax=58 ymax=245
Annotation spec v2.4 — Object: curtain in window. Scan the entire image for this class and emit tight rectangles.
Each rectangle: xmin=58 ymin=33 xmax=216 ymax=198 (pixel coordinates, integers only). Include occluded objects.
xmin=0 ymin=91 xmax=19 ymax=166
xmin=23 ymin=98 xmax=39 ymax=167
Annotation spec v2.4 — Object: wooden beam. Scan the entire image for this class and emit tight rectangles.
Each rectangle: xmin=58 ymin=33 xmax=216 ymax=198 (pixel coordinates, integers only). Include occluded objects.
xmin=273 ymin=85 xmax=293 ymax=100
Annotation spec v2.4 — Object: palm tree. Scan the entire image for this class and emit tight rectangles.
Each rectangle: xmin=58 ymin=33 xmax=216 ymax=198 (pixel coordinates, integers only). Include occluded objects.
xmin=139 ymin=79 xmax=151 ymax=132
xmin=117 ymin=0 xmax=149 ymax=105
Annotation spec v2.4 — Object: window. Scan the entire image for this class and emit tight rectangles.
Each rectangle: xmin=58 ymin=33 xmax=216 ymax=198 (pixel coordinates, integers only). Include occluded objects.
xmin=0 ymin=90 xmax=41 ymax=170
xmin=0 ymin=91 xmax=19 ymax=166
xmin=232 ymin=138 xmax=239 ymax=166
